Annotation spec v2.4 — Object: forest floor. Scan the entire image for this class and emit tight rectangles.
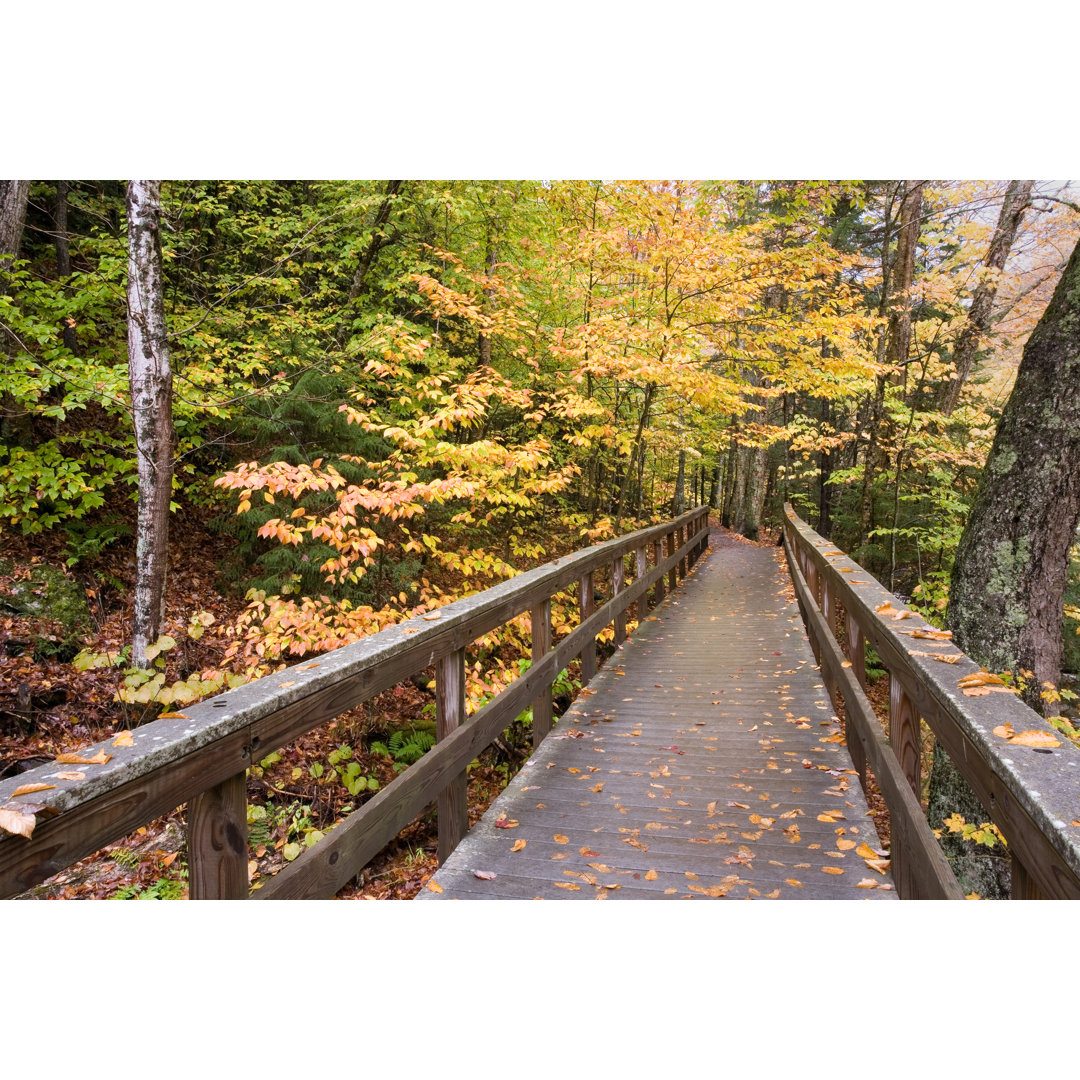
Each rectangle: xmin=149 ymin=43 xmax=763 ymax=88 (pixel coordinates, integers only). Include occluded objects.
xmin=0 ymin=512 xmax=895 ymax=901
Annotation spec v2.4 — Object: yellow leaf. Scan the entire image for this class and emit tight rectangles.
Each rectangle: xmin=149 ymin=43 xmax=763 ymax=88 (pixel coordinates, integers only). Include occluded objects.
xmin=553 ymin=881 xmax=581 ymax=890
xmin=821 ymin=866 xmax=844 ymax=875
xmin=685 ymin=871 xmax=698 ymax=880
xmin=645 ymin=869 xmax=658 ymax=881
xmin=511 ymin=839 xmax=526 ymax=852
xmin=785 ymin=878 xmax=804 ymax=888
xmin=855 ymin=842 xmax=878 ymax=859
xmin=54 ymin=771 xmax=84 ymax=781
xmin=836 ymin=838 xmax=856 ymax=851
xmin=553 ymin=834 xmax=569 ymax=844
xmin=158 ymin=712 xmax=190 ymax=720
xmin=112 ymin=731 xmax=134 ymax=747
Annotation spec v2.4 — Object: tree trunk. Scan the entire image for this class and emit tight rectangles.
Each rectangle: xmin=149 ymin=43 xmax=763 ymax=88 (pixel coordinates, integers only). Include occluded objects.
xmin=347 ymin=180 xmax=402 ymax=302
xmin=52 ymin=180 xmax=79 ymax=354
xmin=126 ymin=180 xmax=175 ymax=669
xmin=942 ymin=180 xmax=1034 ymax=416
xmin=672 ymin=449 xmax=686 ymax=515
xmin=0 ymin=181 xmax=31 ymax=277
xmin=1 ymin=181 xmax=33 ymax=446
xmin=929 ymin=233 xmax=1080 ymax=897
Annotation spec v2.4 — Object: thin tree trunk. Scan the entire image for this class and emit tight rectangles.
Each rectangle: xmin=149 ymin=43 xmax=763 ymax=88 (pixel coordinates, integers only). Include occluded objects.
xmin=672 ymin=449 xmax=686 ymax=515
xmin=127 ymin=180 xmax=175 ymax=669
xmin=347 ymin=180 xmax=402 ymax=302
xmin=942 ymin=179 xmax=1034 ymax=415
xmin=1 ymin=181 xmax=33 ymax=446
xmin=52 ymin=180 xmax=79 ymax=354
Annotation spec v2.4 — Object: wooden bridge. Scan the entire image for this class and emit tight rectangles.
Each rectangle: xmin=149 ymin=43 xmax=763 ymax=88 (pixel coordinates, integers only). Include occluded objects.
xmin=3 ymin=505 xmax=1079 ymax=900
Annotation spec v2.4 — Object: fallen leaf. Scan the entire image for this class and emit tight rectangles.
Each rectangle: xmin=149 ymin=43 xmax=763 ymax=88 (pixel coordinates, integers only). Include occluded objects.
xmin=1008 ymin=730 xmax=1061 ymax=749
xmin=162 ymin=851 xmax=178 ymax=868
xmin=55 ymin=750 xmax=111 ymax=765
xmin=112 ymin=731 xmax=134 ymax=747
xmin=993 ymin=723 xmax=1015 ymax=739
xmin=473 ymin=870 xmax=497 ymax=880
xmin=157 ymin=712 xmax=190 ymax=720
xmin=427 ymin=880 xmax=443 ymax=893
xmin=553 ymin=881 xmax=581 ymax=890
xmin=11 ymin=783 xmax=56 ymax=797
xmin=645 ymin=869 xmax=658 ymax=881
xmin=821 ymin=866 xmax=844 ymax=875
xmin=930 ymin=653 xmax=961 ymax=664
xmin=855 ymin=842 xmax=879 ymax=859
xmin=511 ymin=839 xmax=526 ymax=852
xmin=421 ymin=613 xmax=442 ymax=621
xmin=864 ymin=858 xmax=891 ymax=875
xmin=277 ymin=681 xmax=296 ymax=688
xmin=53 ymin=771 xmax=85 ymax=781
xmin=591 ymin=782 xmax=604 ymax=792
xmin=579 ymin=846 xmax=599 ymax=857
xmin=785 ymin=878 xmax=804 ymax=888
xmin=855 ymin=878 xmax=878 ymax=889
xmin=836 ymin=838 xmax=857 ymax=851
xmin=0 ymin=804 xmax=36 ymax=839
xmin=494 ymin=815 xmax=519 ymax=829
xmin=553 ymin=834 xmax=569 ymax=844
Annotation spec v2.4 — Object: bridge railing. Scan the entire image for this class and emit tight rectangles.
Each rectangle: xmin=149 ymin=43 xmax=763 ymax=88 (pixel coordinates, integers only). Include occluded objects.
xmin=0 ymin=507 xmax=710 ymax=900
xmin=783 ymin=502 xmax=1080 ymax=899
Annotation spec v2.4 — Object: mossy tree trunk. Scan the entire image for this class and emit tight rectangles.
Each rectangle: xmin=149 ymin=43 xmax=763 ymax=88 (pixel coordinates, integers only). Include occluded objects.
xmin=929 ymin=234 xmax=1080 ymax=896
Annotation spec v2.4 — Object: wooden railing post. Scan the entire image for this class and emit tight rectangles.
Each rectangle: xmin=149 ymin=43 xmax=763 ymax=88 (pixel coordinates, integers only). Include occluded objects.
xmin=636 ymin=546 xmax=649 ymax=614
xmin=188 ymin=771 xmax=249 ymax=899
xmin=579 ymin=570 xmax=596 ymax=684
xmin=888 ymin=673 xmax=921 ymax=799
xmin=654 ymin=538 xmax=665 ymax=606
xmin=845 ymin=610 xmax=867 ymax=690
xmin=678 ymin=525 xmax=688 ymax=578
xmin=437 ymin=647 xmax=468 ymax=863
xmin=612 ymin=556 xmax=627 ymax=647
xmin=667 ymin=532 xmax=678 ymax=593
xmin=531 ymin=598 xmax=553 ymax=749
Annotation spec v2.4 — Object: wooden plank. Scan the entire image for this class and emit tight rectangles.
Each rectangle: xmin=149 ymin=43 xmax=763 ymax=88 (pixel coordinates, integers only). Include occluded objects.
xmin=188 ymin=771 xmax=249 ymax=900
xmin=531 ymin=598 xmax=553 ymax=749
xmin=613 ymin=556 xmax=627 ymax=647
xmin=889 ymin=674 xmax=921 ymax=798
xmin=653 ymin=539 xmax=665 ymax=606
xmin=580 ymin=570 xmax=596 ymax=685
xmin=437 ymin=648 xmax=467 ymax=863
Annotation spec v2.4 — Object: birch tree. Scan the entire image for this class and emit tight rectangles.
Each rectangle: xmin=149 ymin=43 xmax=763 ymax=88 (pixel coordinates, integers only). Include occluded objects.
xmin=126 ymin=180 xmax=175 ymax=668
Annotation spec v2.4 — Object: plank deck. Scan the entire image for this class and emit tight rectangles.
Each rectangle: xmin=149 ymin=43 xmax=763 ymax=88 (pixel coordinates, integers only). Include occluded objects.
xmin=418 ymin=530 xmax=897 ymax=901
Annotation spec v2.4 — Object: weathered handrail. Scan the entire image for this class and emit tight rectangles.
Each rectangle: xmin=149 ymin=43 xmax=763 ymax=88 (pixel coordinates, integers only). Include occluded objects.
xmin=783 ymin=502 xmax=1080 ymax=900
xmin=0 ymin=506 xmax=710 ymax=899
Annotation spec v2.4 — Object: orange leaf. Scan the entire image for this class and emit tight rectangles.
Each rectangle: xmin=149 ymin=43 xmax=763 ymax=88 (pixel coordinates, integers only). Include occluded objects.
xmin=157 ymin=712 xmax=190 ymax=720
xmin=427 ymin=880 xmax=443 ymax=893
xmin=855 ymin=842 xmax=879 ymax=859
xmin=993 ymin=723 xmax=1015 ymax=739
xmin=161 ymin=851 xmax=179 ymax=868
xmin=821 ymin=866 xmax=844 ymax=875
xmin=645 ymin=869 xmax=658 ymax=881
xmin=553 ymin=834 xmax=569 ymax=844
xmin=511 ymin=839 xmax=526 ymax=852
xmin=54 ymin=771 xmax=85 ymax=781
xmin=1008 ymin=730 xmax=1061 ymax=749
xmin=112 ymin=731 xmax=134 ymax=747
xmin=11 ymin=783 xmax=55 ymax=797
xmin=55 ymin=750 xmax=110 ymax=765
xmin=836 ymin=838 xmax=856 ymax=851
xmin=553 ymin=881 xmax=581 ymax=890
xmin=855 ymin=878 xmax=878 ymax=889
xmin=785 ymin=878 xmax=804 ymax=888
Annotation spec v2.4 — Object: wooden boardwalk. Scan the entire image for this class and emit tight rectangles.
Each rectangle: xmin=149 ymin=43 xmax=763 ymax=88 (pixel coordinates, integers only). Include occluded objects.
xmin=419 ymin=530 xmax=896 ymax=900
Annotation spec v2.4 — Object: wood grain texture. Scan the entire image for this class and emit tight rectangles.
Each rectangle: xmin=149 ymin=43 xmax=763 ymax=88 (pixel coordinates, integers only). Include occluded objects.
xmin=531 ymin=598 xmax=553 ymax=748
xmin=188 ymin=771 xmax=249 ymax=900
xmin=613 ymin=557 xmax=627 ymax=647
xmin=436 ymin=648 xmax=467 ymax=863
